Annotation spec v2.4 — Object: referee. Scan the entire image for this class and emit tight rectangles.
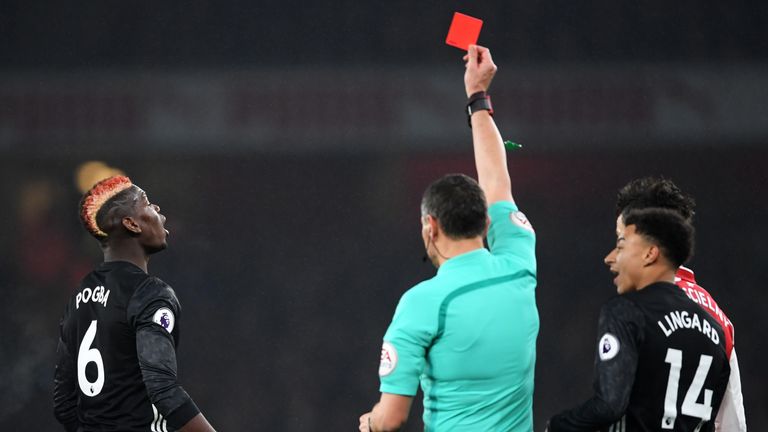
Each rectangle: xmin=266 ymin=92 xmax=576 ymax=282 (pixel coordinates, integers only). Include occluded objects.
xmin=53 ymin=176 xmax=216 ymax=431
xmin=359 ymin=45 xmax=539 ymax=431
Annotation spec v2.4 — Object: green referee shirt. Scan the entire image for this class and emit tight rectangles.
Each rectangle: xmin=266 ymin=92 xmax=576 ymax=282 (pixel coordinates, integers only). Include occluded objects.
xmin=379 ymin=200 xmax=538 ymax=431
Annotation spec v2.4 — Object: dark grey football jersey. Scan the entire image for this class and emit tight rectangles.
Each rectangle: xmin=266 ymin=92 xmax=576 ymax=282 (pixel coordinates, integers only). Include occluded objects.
xmin=549 ymin=282 xmax=730 ymax=432
xmin=54 ymin=261 xmax=199 ymax=432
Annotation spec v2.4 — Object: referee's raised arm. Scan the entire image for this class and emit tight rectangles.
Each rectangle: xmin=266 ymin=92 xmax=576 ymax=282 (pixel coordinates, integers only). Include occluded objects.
xmin=464 ymin=45 xmax=514 ymax=205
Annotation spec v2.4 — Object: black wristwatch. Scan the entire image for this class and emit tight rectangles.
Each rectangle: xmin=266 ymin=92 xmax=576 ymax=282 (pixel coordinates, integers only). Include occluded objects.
xmin=466 ymin=91 xmax=493 ymax=127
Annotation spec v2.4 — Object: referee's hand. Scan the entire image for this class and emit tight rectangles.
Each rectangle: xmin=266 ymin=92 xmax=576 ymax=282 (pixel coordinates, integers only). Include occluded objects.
xmin=463 ymin=44 xmax=497 ymax=97
xmin=358 ymin=412 xmax=372 ymax=432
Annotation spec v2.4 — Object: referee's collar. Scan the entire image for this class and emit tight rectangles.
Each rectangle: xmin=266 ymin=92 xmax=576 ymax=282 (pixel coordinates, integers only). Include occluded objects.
xmin=437 ymin=248 xmax=489 ymax=274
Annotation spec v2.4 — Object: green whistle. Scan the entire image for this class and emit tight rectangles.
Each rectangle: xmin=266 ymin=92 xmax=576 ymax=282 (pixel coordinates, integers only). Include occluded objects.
xmin=504 ymin=140 xmax=523 ymax=150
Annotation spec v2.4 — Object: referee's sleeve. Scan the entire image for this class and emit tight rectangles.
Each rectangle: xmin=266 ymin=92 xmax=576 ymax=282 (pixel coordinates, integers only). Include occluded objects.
xmin=379 ymin=287 xmax=438 ymax=396
xmin=548 ymin=296 xmax=644 ymax=431
xmin=486 ymin=201 xmax=536 ymax=270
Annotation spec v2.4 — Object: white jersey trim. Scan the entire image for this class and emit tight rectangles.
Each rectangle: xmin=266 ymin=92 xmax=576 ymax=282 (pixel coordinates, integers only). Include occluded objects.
xmin=714 ymin=349 xmax=747 ymax=432
xmin=608 ymin=416 xmax=625 ymax=432
xmin=151 ymin=404 xmax=169 ymax=432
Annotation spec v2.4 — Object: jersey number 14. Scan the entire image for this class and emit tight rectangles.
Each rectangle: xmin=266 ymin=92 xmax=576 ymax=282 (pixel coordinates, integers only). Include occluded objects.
xmin=77 ymin=320 xmax=105 ymax=397
xmin=662 ymin=348 xmax=714 ymax=430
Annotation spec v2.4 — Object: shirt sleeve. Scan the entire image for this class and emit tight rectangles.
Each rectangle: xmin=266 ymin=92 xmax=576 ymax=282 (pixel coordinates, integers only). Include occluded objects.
xmin=715 ymin=348 xmax=747 ymax=432
xmin=486 ymin=201 xmax=536 ymax=273
xmin=127 ymin=277 xmax=200 ymax=430
xmin=378 ymin=287 xmax=438 ymax=396
xmin=548 ymin=296 xmax=645 ymax=431
xmin=52 ymin=302 xmax=80 ymax=432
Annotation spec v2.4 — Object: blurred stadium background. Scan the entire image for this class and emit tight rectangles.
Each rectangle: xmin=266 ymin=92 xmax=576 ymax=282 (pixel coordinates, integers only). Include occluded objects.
xmin=1 ymin=1 xmax=766 ymax=430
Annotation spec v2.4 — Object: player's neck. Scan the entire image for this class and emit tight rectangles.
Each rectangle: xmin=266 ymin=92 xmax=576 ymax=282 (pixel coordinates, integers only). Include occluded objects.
xmin=637 ymin=266 xmax=677 ymax=291
xmin=102 ymin=243 xmax=150 ymax=273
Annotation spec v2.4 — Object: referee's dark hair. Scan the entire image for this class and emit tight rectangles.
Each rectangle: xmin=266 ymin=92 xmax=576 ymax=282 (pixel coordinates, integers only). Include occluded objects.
xmin=623 ymin=207 xmax=695 ymax=268
xmin=616 ymin=177 xmax=696 ymax=222
xmin=422 ymin=174 xmax=487 ymax=239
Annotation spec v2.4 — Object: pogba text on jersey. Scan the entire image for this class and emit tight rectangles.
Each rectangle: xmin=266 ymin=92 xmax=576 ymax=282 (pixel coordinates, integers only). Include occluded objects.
xmin=75 ymin=285 xmax=110 ymax=309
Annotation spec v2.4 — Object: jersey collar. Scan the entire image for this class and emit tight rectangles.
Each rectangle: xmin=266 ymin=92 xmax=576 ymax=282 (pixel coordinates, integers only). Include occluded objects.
xmin=675 ymin=266 xmax=696 ymax=283
xmin=437 ymin=248 xmax=489 ymax=274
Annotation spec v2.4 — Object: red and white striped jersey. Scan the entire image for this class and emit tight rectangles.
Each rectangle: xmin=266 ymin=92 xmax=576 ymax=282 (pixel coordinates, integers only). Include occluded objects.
xmin=675 ymin=266 xmax=734 ymax=358
xmin=674 ymin=266 xmax=746 ymax=432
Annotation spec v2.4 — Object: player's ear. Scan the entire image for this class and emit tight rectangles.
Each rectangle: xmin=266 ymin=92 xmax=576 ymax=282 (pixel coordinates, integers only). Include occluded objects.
xmin=644 ymin=244 xmax=661 ymax=266
xmin=122 ymin=216 xmax=141 ymax=234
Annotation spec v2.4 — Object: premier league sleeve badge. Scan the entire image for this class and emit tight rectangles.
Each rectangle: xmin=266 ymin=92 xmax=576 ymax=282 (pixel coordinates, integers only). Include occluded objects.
xmin=153 ymin=307 xmax=175 ymax=333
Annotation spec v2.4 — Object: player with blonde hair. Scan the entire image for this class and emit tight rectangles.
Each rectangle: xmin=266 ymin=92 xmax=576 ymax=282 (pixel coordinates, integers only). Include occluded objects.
xmin=54 ymin=176 xmax=216 ymax=432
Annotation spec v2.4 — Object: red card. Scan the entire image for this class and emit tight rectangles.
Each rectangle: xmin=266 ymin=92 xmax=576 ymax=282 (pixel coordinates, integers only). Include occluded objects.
xmin=445 ymin=12 xmax=483 ymax=51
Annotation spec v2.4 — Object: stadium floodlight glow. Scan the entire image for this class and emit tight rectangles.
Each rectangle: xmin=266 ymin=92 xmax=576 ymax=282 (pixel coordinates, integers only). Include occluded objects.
xmin=75 ymin=161 xmax=125 ymax=194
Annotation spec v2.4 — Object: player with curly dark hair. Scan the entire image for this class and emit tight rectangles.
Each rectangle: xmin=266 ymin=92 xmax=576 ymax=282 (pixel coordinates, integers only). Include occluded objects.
xmin=615 ymin=177 xmax=745 ymax=431
xmin=546 ymin=178 xmax=746 ymax=432
xmin=615 ymin=177 xmax=696 ymax=222
xmin=547 ymin=208 xmax=732 ymax=432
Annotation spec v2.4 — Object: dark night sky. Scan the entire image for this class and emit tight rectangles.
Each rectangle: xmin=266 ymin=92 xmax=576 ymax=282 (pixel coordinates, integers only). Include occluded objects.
xmin=3 ymin=0 xmax=767 ymax=69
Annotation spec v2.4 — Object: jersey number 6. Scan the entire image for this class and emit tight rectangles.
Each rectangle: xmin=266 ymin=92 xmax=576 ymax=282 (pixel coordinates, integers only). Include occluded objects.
xmin=77 ymin=320 xmax=105 ymax=397
xmin=662 ymin=348 xmax=714 ymax=429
